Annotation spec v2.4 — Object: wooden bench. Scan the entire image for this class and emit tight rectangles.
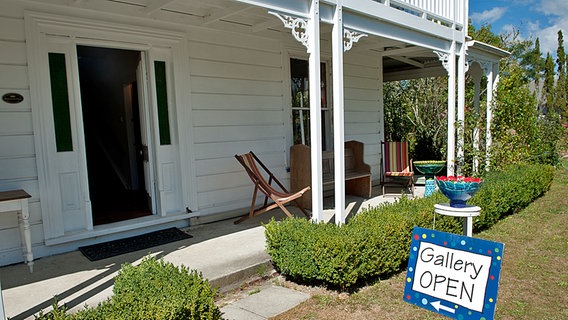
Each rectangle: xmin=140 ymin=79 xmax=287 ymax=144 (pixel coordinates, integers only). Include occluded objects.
xmin=290 ymin=140 xmax=371 ymax=209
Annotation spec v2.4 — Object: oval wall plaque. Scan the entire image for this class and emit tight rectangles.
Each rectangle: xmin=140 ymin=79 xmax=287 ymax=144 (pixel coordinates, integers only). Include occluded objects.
xmin=2 ymin=93 xmax=24 ymax=104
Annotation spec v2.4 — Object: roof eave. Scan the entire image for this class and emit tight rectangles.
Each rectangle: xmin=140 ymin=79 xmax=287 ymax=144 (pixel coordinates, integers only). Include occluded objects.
xmin=467 ymin=40 xmax=510 ymax=59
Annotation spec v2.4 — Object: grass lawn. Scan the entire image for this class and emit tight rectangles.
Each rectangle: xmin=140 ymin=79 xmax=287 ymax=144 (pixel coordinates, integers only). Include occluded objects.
xmin=270 ymin=166 xmax=568 ymax=320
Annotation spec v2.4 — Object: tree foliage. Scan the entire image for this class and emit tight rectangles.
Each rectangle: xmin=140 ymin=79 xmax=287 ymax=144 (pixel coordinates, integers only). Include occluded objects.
xmin=383 ymin=79 xmax=447 ymax=160
xmin=491 ymin=64 xmax=538 ymax=167
xmin=383 ymin=22 xmax=565 ymax=174
xmin=556 ymin=31 xmax=567 ymax=118
xmin=544 ymin=53 xmax=556 ymax=113
xmin=468 ymin=23 xmax=502 ymax=48
xmin=477 ymin=27 xmax=563 ymax=168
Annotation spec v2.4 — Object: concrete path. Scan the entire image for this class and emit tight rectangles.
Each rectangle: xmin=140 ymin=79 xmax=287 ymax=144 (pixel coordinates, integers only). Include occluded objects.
xmin=220 ymin=285 xmax=310 ymax=320
xmin=0 ymin=215 xmax=278 ymax=320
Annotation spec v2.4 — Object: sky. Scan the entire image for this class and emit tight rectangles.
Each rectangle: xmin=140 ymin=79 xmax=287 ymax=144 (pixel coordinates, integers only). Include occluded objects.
xmin=469 ymin=0 xmax=567 ymax=57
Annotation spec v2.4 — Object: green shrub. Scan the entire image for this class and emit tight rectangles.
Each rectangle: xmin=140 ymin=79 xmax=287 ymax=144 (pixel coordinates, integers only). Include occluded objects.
xmin=265 ymin=194 xmax=463 ymax=290
xmin=264 ymin=217 xmax=320 ymax=282
xmin=265 ymin=164 xmax=553 ymax=290
xmin=34 ymin=298 xmax=69 ymax=320
xmin=471 ymin=164 xmax=554 ymax=230
xmin=35 ymin=257 xmax=222 ymax=320
xmin=348 ymin=206 xmax=413 ymax=280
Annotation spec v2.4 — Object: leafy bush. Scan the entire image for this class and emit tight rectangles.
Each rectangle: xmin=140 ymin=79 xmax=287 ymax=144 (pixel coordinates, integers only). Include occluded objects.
xmin=470 ymin=164 xmax=554 ymax=230
xmin=35 ymin=257 xmax=222 ymax=320
xmin=265 ymin=164 xmax=553 ymax=290
xmin=491 ymin=63 xmax=563 ymax=169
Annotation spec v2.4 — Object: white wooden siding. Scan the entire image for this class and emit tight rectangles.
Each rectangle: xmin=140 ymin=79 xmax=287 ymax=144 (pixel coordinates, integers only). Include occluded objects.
xmin=343 ymin=53 xmax=382 ymax=179
xmin=188 ymin=35 xmax=383 ymax=216
xmin=0 ymin=65 xmax=28 ymax=88
xmin=0 ymin=11 xmax=43 ymax=265
xmin=0 ymin=16 xmax=25 ymax=41
xmin=188 ymin=29 xmax=288 ymax=214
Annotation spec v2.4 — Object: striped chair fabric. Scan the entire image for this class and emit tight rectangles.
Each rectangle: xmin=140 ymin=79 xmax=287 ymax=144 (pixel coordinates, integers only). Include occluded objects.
xmin=383 ymin=141 xmax=413 ymax=176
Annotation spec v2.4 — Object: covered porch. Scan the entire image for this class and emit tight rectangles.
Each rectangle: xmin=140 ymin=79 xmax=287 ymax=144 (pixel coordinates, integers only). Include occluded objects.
xmin=0 ymin=0 xmax=507 ymax=268
xmin=0 ymin=186 xmax=423 ymax=319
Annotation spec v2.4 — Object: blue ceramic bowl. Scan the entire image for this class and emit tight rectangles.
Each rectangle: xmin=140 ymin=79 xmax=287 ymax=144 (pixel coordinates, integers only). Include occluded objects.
xmin=414 ymin=161 xmax=445 ymax=176
xmin=435 ymin=179 xmax=482 ymax=208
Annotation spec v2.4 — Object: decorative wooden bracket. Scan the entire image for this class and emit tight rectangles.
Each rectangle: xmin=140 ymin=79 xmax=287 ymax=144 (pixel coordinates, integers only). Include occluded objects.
xmin=434 ymin=50 xmax=450 ymax=71
xmin=269 ymin=11 xmax=310 ymax=50
xmin=343 ymin=28 xmax=366 ymax=52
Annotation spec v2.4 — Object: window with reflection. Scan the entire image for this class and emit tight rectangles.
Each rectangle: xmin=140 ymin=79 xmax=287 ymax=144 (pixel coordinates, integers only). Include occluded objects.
xmin=290 ymin=58 xmax=330 ymax=150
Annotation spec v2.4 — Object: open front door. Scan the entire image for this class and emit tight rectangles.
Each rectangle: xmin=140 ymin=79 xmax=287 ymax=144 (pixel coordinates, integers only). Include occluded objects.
xmin=40 ymin=40 xmax=183 ymax=239
xmin=136 ymin=53 xmax=157 ymax=214
xmin=91 ymin=49 xmax=182 ymax=216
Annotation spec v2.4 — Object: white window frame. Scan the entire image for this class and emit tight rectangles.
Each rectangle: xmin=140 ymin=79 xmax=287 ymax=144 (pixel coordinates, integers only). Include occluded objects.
xmin=288 ymin=55 xmax=333 ymax=151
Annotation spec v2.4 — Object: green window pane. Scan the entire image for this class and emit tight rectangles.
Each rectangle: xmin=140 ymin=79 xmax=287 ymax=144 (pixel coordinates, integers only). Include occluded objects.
xmin=154 ymin=61 xmax=171 ymax=145
xmin=48 ymin=52 xmax=73 ymax=152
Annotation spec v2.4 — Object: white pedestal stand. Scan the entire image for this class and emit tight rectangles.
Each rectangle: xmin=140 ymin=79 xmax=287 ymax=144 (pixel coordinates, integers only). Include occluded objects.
xmin=434 ymin=203 xmax=481 ymax=237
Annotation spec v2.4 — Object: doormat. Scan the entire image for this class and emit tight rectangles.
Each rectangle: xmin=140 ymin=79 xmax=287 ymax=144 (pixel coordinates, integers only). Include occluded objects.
xmin=79 ymin=227 xmax=192 ymax=261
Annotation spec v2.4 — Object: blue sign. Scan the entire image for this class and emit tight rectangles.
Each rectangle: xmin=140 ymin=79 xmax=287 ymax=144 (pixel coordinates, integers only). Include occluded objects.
xmin=403 ymin=227 xmax=504 ymax=319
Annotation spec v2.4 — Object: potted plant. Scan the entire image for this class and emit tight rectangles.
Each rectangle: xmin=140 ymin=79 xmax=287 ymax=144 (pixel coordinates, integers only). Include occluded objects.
xmin=435 ymin=175 xmax=483 ymax=208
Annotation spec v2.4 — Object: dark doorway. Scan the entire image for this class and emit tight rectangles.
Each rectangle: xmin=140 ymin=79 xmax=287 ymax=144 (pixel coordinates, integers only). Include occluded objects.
xmin=77 ymin=46 xmax=151 ymax=225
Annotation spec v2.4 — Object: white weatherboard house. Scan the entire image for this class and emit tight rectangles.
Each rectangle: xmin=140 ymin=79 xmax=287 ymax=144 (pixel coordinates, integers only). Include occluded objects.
xmin=0 ymin=0 xmax=507 ymax=267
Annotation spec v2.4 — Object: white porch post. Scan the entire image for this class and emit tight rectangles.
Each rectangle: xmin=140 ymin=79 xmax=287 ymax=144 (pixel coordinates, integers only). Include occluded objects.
xmin=456 ymin=0 xmax=468 ymax=175
xmin=484 ymin=63 xmax=494 ymax=171
xmin=484 ymin=62 xmax=501 ymax=170
xmin=456 ymin=46 xmax=466 ymax=175
xmin=447 ymin=44 xmax=457 ymax=176
xmin=332 ymin=0 xmax=346 ymax=225
xmin=308 ymin=0 xmax=324 ymax=221
xmin=493 ymin=63 xmax=501 ymax=95
xmin=470 ymin=63 xmax=482 ymax=173
xmin=435 ymin=48 xmax=457 ymax=176
xmin=269 ymin=1 xmax=327 ymax=221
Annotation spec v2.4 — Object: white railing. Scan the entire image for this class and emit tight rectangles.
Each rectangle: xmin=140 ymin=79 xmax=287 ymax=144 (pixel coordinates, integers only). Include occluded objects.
xmin=377 ymin=0 xmax=466 ymax=30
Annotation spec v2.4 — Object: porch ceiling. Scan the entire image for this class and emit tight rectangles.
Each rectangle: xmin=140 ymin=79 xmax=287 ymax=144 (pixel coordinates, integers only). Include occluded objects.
xmin=30 ymin=0 xmax=444 ymax=78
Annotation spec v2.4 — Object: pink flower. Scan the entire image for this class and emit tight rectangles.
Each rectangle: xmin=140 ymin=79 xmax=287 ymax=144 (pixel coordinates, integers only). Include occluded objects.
xmin=435 ymin=176 xmax=482 ymax=183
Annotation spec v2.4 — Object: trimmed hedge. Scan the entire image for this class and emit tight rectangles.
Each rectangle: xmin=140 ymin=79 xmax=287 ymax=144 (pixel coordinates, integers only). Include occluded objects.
xmin=470 ymin=165 xmax=554 ymax=230
xmin=265 ymin=164 xmax=554 ymax=290
xmin=36 ymin=257 xmax=222 ymax=320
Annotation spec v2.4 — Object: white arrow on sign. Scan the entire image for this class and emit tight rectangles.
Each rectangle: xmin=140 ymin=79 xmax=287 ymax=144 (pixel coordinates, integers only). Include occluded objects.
xmin=431 ymin=301 xmax=455 ymax=314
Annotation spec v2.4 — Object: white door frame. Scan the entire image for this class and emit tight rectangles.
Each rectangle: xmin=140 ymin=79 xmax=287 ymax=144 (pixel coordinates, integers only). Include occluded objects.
xmin=25 ymin=12 xmax=192 ymax=241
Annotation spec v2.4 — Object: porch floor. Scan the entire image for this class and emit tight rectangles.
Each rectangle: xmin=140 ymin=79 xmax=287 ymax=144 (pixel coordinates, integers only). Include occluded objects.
xmin=0 ymin=184 xmax=424 ymax=320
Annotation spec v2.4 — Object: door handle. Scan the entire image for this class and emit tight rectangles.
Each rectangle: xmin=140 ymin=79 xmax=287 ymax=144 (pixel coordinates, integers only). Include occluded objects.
xmin=140 ymin=145 xmax=149 ymax=162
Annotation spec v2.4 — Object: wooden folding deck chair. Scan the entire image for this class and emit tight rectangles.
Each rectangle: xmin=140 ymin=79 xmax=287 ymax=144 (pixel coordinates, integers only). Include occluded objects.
xmin=234 ymin=151 xmax=311 ymax=224
xmin=380 ymin=141 xmax=415 ymax=196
